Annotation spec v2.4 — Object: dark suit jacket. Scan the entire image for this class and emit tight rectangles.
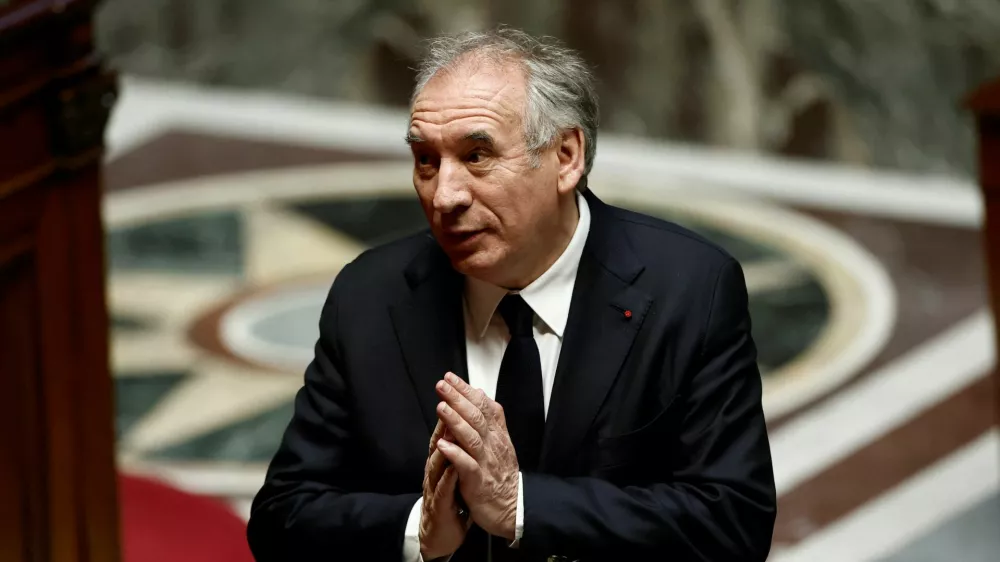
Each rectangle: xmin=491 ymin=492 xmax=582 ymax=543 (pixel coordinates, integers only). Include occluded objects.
xmin=246 ymin=190 xmax=776 ymax=561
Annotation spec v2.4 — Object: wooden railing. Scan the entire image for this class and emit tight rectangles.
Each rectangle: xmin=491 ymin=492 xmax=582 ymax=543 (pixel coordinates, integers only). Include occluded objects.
xmin=967 ymin=77 xmax=1000 ymax=421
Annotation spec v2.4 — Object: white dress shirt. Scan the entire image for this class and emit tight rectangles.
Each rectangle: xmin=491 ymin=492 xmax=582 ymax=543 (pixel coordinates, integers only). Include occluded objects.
xmin=402 ymin=191 xmax=591 ymax=561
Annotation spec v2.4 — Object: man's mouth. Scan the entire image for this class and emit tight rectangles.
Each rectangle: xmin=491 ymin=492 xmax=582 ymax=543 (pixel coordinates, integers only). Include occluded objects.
xmin=444 ymin=229 xmax=485 ymax=244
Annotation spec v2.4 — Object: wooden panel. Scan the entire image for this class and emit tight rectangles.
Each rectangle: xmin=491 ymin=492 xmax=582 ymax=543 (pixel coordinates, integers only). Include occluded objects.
xmin=0 ymin=96 xmax=52 ymax=197
xmin=0 ymin=1 xmax=121 ymax=561
xmin=56 ymin=165 xmax=120 ymax=562
xmin=0 ymin=247 xmax=47 ymax=562
xmin=983 ymin=196 xmax=1000 ymax=342
xmin=967 ymin=76 xmax=1000 ymax=115
xmin=971 ymin=103 xmax=1000 ymax=429
xmin=0 ymin=2 xmax=54 ymax=196
xmin=0 ymin=177 xmax=121 ymax=562
xmin=978 ymin=117 xmax=1000 ymax=190
xmin=1 ymin=0 xmax=115 ymax=198
xmin=0 ymin=1 xmax=101 ymax=110
xmin=35 ymin=177 xmax=83 ymax=561
xmin=0 ymin=182 xmax=46 ymax=243
xmin=0 ymin=1 xmax=97 ymax=40
xmin=0 ymin=10 xmax=48 ymax=100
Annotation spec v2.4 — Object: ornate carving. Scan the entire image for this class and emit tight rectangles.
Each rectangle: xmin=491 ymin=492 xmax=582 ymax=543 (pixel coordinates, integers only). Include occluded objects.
xmin=46 ymin=64 xmax=117 ymax=167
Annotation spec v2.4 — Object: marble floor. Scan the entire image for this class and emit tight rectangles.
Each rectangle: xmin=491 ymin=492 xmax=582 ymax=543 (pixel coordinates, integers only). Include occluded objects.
xmin=104 ymin=77 xmax=999 ymax=561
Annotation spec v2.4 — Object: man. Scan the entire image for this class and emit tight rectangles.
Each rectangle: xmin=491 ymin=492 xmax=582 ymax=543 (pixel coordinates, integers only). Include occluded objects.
xmin=247 ymin=27 xmax=776 ymax=562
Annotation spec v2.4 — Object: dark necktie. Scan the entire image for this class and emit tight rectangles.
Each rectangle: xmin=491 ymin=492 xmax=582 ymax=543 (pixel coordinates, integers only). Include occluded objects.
xmin=494 ymin=293 xmax=545 ymax=472
xmin=455 ymin=294 xmax=546 ymax=562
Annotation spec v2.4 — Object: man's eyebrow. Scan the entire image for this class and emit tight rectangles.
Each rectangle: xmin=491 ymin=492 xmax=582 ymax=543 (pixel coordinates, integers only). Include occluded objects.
xmin=463 ymin=131 xmax=496 ymax=146
xmin=404 ymin=130 xmax=496 ymax=146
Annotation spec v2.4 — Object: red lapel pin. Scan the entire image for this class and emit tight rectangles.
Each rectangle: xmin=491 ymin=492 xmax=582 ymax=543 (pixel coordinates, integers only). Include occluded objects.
xmin=623 ymin=309 xmax=632 ymax=319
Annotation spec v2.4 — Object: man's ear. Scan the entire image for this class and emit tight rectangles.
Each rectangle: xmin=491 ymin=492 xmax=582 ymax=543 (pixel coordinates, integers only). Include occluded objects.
xmin=556 ymin=128 xmax=586 ymax=195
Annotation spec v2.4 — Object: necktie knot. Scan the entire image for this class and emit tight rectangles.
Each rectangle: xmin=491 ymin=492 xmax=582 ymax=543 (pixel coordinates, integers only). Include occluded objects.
xmin=497 ymin=294 xmax=534 ymax=337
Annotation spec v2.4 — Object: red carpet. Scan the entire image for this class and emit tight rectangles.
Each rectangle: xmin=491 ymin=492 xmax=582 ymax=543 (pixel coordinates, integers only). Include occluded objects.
xmin=119 ymin=474 xmax=254 ymax=562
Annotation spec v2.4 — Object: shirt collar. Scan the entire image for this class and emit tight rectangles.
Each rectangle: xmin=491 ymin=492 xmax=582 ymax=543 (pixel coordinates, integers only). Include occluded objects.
xmin=465 ymin=191 xmax=591 ymax=339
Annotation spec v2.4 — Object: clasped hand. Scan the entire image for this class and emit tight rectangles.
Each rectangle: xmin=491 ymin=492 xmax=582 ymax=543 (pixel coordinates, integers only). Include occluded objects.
xmin=419 ymin=372 xmax=519 ymax=559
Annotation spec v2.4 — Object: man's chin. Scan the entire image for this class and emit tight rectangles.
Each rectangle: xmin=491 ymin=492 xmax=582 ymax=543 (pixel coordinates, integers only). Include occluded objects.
xmin=445 ymin=249 xmax=501 ymax=280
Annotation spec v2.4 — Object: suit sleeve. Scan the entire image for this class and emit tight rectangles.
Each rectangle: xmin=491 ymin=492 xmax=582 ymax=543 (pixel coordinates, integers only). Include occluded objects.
xmin=519 ymin=258 xmax=777 ymax=561
xmin=246 ymin=271 xmax=421 ymax=561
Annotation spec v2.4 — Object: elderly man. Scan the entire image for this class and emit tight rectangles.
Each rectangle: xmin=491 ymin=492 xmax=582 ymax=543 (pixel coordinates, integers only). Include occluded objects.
xmin=247 ymin=27 xmax=776 ymax=562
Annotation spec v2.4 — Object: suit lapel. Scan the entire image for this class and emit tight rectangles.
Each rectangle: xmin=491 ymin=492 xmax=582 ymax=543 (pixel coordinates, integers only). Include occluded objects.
xmin=539 ymin=192 xmax=652 ymax=473
xmin=389 ymin=235 xmax=468 ymax=434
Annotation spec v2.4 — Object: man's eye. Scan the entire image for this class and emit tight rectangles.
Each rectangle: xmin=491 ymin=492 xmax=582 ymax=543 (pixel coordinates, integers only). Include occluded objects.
xmin=417 ymin=154 xmax=431 ymax=166
xmin=468 ymin=151 xmax=484 ymax=163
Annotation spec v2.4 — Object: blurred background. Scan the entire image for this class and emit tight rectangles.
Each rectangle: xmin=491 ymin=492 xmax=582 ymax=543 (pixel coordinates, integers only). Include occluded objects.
xmin=37 ymin=0 xmax=1000 ymax=560
xmin=95 ymin=0 xmax=1000 ymax=175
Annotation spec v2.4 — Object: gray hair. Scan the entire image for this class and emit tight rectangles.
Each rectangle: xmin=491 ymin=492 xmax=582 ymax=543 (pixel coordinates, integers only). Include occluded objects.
xmin=411 ymin=27 xmax=599 ymax=176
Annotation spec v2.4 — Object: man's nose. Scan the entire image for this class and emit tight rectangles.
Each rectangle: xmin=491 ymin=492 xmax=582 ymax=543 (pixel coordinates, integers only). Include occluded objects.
xmin=432 ymin=160 xmax=473 ymax=213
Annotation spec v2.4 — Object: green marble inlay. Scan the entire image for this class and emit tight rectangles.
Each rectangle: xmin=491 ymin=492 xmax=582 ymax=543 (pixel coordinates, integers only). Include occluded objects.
xmin=110 ymin=313 xmax=154 ymax=333
xmin=115 ymin=372 xmax=187 ymax=439
xmin=749 ymin=280 xmax=830 ymax=373
xmin=148 ymin=401 xmax=295 ymax=463
xmin=288 ymin=196 xmax=428 ymax=247
xmin=107 ymin=210 xmax=244 ymax=275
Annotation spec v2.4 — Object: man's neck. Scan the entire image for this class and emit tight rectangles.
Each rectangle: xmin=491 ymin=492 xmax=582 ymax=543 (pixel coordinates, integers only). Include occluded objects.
xmin=502 ymin=193 xmax=580 ymax=290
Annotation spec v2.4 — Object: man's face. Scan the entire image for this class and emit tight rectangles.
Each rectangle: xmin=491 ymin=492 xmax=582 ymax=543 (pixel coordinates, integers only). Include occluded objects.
xmin=408 ymin=59 xmax=564 ymax=287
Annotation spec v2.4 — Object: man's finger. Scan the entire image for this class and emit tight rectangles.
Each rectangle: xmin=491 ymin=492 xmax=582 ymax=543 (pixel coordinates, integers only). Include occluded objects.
xmin=437 ymin=438 xmax=480 ymax=485
xmin=434 ymin=465 xmax=459 ymax=504
xmin=437 ymin=401 xmax=486 ymax=460
xmin=444 ymin=372 xmax=476 ymax=399
xmin=486 ymin=399 xmax=509 ymax=429
xmin=425 ymin=446 xmax=448 ymax=491
xmin=436 ymin=379 xmax=488 ymax=435
xmin=429 ymin=419 xmax=446 ymax=453
xmin=445 ymin=372 xmax=495 ymax=418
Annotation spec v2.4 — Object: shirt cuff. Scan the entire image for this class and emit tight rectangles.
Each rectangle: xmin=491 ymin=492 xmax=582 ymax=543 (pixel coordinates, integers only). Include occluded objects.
xmin=403 ymin=497 xmax=423 ymax=562
xmin=509 ymin=471 xmax=524 ymax=548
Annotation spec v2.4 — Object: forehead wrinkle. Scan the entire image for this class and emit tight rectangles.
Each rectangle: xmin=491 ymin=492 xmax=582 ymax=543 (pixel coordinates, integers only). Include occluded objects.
xmin=412 ymin=107 xmax=506 ymax=130
xmin=410 ymin=63 xmax=529 ymax=148
xmin=410 ymin=103 xmax=512 ymax=140
xmin=410 ymin=102 xmax=525 ymax=145
xmin=411 ymin=120 xmax=515 ymax=154
xmin=413 ymin=89 xmax=519 ymax=118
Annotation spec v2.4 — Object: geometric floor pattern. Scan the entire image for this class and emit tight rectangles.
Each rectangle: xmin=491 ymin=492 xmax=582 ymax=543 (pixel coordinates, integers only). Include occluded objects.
xmin=104 ymin=77 xmax=999 ymax=560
